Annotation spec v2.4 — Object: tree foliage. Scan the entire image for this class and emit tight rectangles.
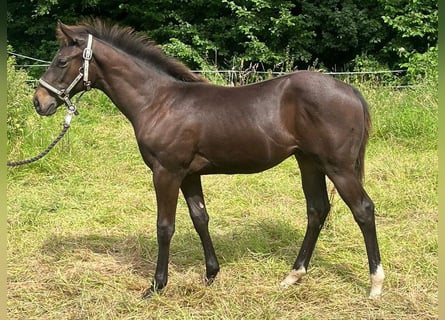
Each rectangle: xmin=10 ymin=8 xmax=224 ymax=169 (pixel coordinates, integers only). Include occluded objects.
xmin=379 ymin=0 xmax=438 ymax=82
xmin=7 ymin=0 xmax=438 ymax=77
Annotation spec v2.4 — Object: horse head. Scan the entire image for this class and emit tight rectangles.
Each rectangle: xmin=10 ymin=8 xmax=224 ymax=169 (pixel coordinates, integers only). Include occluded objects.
xmin=33 ymin=21 xmax=94 ymax=116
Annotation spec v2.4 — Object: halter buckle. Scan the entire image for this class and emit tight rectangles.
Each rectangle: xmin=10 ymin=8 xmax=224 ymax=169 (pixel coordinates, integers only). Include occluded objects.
xmin=83 ymin=34 xmax=93 ymax=60
xmin=84 ymin=81 xmax=92 ymax=91
xmin=59 ymin=89 xmax=68 ymax=99
xmin=83 ymin=47 xmax=93 ymax=60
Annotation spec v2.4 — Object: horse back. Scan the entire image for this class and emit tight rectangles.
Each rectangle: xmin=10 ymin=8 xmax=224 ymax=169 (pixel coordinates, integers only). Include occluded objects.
xmin=135 ymin=71 xmax=368 ymax=175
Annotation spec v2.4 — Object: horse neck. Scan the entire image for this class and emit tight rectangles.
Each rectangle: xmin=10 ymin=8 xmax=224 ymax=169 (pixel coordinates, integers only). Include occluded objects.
xmin=92 ymin=40 xmax=173 ymax=121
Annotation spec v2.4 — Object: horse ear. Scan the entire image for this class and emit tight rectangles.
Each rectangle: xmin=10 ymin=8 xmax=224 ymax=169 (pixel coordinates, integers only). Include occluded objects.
xmin=57 ymin=21 xmax=83 ymax=46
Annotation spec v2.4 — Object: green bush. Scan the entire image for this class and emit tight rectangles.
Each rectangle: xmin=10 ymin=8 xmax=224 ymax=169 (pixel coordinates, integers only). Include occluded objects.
xmin=401 ymin=45 xmax=438 ymax=85
xmin=7 ymin=51 xmax=34 ymax=143
xmin=350 ymin=54 xmax=402 ymax=85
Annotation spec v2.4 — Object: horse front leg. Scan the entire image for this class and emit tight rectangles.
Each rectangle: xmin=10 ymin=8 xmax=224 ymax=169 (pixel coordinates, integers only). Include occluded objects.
xmin=181 ymin=175 xmax=220 ymax=284
xmin=142 ymin=167 xmax=182 ymax=299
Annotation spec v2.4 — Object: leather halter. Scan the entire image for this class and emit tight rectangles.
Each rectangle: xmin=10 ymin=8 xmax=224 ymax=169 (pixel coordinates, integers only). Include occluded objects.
xmin=38 ymin=34 xmax=93 ymax=115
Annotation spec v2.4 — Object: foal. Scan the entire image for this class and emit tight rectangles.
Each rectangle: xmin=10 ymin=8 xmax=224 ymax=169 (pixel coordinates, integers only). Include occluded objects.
xmin=33 ymin=19 xmax=384 ymax=298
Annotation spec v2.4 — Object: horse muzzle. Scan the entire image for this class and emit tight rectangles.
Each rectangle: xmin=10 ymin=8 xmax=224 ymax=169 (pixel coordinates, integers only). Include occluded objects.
xmin=33 ymin=88 xmax=60 ymax=116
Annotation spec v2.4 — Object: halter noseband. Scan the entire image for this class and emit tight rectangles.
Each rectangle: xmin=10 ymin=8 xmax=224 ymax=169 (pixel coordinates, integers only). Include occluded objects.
xmin=38 ymin=34 xmax=93 ymax=117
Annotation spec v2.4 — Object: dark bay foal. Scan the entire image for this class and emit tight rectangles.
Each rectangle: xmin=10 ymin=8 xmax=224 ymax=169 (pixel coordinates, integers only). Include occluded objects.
xmin=33 ymin=19 xmax=384 ymax=298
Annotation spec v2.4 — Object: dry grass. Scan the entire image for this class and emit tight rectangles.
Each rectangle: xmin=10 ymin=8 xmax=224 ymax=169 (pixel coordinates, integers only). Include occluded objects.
xmin=7 ymin=87 xmax=437 ymax=319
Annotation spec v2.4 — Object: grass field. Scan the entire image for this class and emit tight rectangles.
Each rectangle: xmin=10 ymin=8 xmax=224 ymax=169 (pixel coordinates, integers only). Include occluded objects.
xmin=7 ymin=82 xmax=438 ymax=319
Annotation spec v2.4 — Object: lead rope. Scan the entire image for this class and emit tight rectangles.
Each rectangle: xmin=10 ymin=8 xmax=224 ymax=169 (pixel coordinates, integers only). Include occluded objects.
xmin=6 ymin=92 xmax=85 ymax=168
xmin=7 ymin=120 xmax=71 ymax=167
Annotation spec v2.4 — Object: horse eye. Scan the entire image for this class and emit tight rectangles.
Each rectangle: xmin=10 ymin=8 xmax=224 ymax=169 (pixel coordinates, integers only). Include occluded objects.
xmin=57 ymin=59 xmax=68 ymax=68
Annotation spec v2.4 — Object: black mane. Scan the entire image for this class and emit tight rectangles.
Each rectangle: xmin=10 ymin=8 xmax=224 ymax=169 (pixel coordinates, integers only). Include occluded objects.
xmin=58 ymin=18 xmax=205 ymax=83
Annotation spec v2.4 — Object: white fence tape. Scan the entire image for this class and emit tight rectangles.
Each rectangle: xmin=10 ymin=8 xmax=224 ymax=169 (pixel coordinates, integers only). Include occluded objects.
xmin=9 ymin=52 xmax=412 ymax=88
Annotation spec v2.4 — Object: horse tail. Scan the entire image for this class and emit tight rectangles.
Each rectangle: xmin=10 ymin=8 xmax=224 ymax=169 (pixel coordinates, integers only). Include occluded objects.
xmin=353 ymin=87 xmax=371 ymax=182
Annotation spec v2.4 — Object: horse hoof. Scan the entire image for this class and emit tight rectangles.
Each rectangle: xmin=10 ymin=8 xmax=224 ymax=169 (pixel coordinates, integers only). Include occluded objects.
xmin=205 ymin=275 xmax=216 ymax=286
xmin=141 ymin=286 xmax=158 ymax=299
xmin=280 ymin=267 xmax=306 ymax=288
xmin=368 ymin=292 xmax=382 ymax=299
xmin=141 ymin=289 xmax=153 ymax=299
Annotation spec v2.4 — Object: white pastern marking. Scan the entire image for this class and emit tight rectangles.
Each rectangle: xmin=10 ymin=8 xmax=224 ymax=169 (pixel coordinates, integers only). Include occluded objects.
xmin=280 ymin=267 xmax=306 ymax=288
xmin=369 ymin=264 xmax=385 ymax=299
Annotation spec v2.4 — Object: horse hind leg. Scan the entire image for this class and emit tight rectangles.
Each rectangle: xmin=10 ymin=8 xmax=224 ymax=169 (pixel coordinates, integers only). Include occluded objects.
xmin=281 ymin=157 xmax=330 ymax=288
xmin=326 ymin=168 xmax=384 ymax=298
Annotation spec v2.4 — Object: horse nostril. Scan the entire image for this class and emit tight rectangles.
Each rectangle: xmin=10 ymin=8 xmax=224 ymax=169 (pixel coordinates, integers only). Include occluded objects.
xmin=33 ymin=97 xmax=41 ymax=110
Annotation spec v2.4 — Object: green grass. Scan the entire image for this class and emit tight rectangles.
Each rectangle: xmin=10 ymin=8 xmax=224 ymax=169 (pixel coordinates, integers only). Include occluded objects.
xmin=7 ymin=83 xmax=437 ymax=319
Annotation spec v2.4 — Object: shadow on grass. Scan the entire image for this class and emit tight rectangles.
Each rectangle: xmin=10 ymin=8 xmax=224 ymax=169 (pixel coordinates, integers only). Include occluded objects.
xmin=40 ymin=218 xmax=368 ymax=289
